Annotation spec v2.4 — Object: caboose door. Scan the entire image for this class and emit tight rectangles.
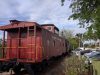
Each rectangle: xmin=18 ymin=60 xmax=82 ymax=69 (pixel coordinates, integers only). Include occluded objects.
xmin=18 ymin=26 xmax=36 ymax=61
xmin=18 ymin=27 xmax=27 ymax=60
xmin=7 ymin=27 xmax=28 ymax=60
xmin=26 ymin=26 xmax=36 ymax=61
xmin=7 ymin=26 xmax=36 ymax=61
xmin=7 ymin=29 xmax=19 ymax=59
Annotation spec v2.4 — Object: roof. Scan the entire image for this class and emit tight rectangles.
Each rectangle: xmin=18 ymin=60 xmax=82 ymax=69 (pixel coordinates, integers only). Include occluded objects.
xmin=41 ymin=24 xmax=59 ymax=31
xmin=0 ymin=20 xmax=59 ymax=31
xmin=0 ymin=20 xmax=39 ymax=30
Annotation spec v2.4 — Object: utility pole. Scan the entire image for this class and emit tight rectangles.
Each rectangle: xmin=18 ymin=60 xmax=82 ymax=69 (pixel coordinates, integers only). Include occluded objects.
xmin=76 ymin=33 xmax=83 ymax=48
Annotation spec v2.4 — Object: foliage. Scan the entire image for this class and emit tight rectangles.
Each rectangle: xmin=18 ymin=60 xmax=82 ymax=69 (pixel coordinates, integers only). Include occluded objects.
xmin=69 ymin=0 xmax=100 ymax=26
xmin=64 ymin=55 xmax=90 ymax=75
xmin=60 ymin=29 xmax=74 ymax=39
xmin=69 ymin=37 xmax=79 ymax=49
xmin=60 ymin=29 xmax=79 ymax=49
xmin=61 ymin=0 xmax=65 ymax=6
xmin=0 ymin=39 xmax=2 ymax=47
xmin=61 ymin=0 xmax=100 ymax=45
xmin=68 ymin=0 xmax=100 ymax=39
xmin=83 ymin=27 xmax=96 ymax=40
xmin=93 ymin=60 xmax=100 ymax=75
xmin=75 ymin=33 xmax=84 ymax=47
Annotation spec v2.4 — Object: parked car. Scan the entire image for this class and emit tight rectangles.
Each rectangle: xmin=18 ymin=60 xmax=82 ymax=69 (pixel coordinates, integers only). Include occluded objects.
xmin=80 ymin=50 xmax=92 ymax=55
xmin=84 ymin=51 xmax=100 ymax=58
xmin=90 ymin=53 xmax=100 ymax=60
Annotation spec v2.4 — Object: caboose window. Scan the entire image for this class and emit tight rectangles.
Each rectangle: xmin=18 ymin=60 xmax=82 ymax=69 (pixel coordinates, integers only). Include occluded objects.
xmin=20 ymin=28 xmax=27 ymax=38
xmin=47 ymin=27 xmax=51 ymax=30
xmin=29 ymin=26 xmax=34 ymax=36
xmin=55 ymin=29 xmax=59 ymax=34
xmin=8 ymin=29 xmax=18 ymax=38
xmin=9 ymin=32 xmax=17 ymax=38
xmin=29 ymin=31 xmax=34 ymax=36
xmin=21 ymin=32 xmax=27 ymax=38
xmin=53 ymin=40 xmax=55 ymax=47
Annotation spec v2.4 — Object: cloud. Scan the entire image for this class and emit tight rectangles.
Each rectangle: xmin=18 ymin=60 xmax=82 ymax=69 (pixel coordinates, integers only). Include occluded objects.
xmin=0 ymin=0 xmax=71 ymax=21
xmin=0 ymin=0 xmax=86 ymax=34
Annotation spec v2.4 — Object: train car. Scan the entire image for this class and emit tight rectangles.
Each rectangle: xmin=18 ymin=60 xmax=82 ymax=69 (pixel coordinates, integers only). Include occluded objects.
xmin=0 ymin=20 xmax=69 ymax=74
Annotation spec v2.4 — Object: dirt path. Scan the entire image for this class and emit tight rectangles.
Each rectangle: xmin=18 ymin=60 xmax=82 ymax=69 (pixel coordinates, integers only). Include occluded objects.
xmin=0 ymin=55 xmax=86 ymax=75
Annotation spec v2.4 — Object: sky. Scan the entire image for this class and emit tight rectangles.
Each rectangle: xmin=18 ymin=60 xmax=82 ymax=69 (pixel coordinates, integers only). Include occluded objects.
xmin=0 ymin=0 xmax=86 ymax=36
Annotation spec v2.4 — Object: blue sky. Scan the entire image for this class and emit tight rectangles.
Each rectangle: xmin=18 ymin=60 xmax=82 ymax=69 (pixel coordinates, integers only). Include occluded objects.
xmin=0 ymin=0 xmax=86 ymax=34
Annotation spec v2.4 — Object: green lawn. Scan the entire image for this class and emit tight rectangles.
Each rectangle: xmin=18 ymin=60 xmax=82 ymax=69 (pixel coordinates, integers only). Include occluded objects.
xmin=93 ymin=60 xmax=100 ymax=75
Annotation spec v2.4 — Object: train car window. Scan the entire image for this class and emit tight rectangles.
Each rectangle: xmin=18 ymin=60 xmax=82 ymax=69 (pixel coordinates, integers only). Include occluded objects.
xmin=55 ymin=29 xmax=59 ymax=34
xmin=29 ymin=30 xmax=34 ymax=36
xmin=9 ymin=32 xmax=17 ymax=38
xmin=8 ymin=29 xmax=18 ymax=38
xmin=47 ymin=27 xmax=51 ymax=30
xmin=21 ymin=32 xmax=27 ymax=38
xmin=53 ymin=40 xmax=55 ymax=47
xmin=29 ymin=27 xmax=34 ymax=36
xmin=21 ymin=28 xmax=27 ymax=38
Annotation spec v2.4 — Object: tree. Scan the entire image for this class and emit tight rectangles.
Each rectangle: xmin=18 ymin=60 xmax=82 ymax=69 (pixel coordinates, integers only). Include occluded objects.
xmin=62 ymin=0 xmax=100 ymax=47
xmin=69 ymin=37 xmax=79 ymax=49
xmin=69 ymin=0 xmax=100 ymax=26
xmin=60 ymin=29 xmax=74 ymax=39
xmin=68 ymin=0 xmax=100 ymax=39
xmin=60 ymin=29 xmax=79 ymax=49
xmin=76 ymin=33 xmax=83 ymax=47
xmin=61 ymin=0 xmax=65 ymax=6
xmin=61 ymin=0 xmax=100 ymax=47
xmin=0 ymin=39 xmax=2 ymax=47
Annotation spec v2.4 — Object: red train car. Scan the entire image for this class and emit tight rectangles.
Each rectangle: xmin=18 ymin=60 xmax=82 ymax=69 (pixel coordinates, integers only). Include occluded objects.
xmin=0 ymin=20 xmax=68 ymax=73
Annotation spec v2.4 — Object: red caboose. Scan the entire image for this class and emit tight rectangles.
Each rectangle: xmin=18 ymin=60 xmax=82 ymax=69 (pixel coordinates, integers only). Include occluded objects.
xmin=0 ymin=20 xmax=67 ymax=73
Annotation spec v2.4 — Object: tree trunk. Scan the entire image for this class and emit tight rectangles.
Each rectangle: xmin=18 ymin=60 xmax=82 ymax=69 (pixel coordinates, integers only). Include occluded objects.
xmin=99 ymin=39 xmax=100 ymax=48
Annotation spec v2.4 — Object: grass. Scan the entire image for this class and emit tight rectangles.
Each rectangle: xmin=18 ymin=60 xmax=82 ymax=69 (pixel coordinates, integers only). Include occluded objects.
xmin=63 ymin=55 xmax=88 ymax=75
xmin=93 ymin=60 xmax=100 ymax=75
xmin=47 ymin=55 xmax=88 ymax=75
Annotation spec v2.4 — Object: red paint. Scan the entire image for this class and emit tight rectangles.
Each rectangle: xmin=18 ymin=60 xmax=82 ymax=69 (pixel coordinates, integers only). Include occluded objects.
xmin=0 ymin=20 xmax=67 ymax=64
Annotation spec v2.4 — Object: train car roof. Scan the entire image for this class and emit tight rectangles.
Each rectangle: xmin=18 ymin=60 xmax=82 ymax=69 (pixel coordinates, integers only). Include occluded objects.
xmin=41 ymin=24 xmax=59 ymax=31
xmin=0 ymin=20 xmax=39 ymax=30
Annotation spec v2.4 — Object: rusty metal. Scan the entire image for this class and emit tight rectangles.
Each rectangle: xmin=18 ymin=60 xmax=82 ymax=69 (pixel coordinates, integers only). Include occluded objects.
xmin=2 ymin=30 xmax=5 ymax=58
xmin=34 ymin=25 xmax=36 ymax=61
xmin=0 ymin=22 xmax=39 ymax=30
xmin=18 ymin=27 xmax=20 ymax=60
xmin=0 ymin=20 xmax=67 ymax=64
